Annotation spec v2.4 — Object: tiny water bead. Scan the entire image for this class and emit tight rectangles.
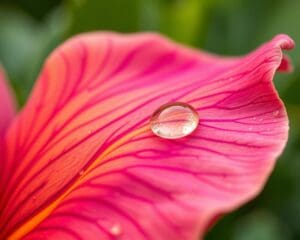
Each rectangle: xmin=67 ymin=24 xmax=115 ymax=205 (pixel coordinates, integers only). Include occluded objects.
xmin=150 ymin=102 xmax=199 ymax=139
xmin=273 ymin=110 xmax=280 ymax=117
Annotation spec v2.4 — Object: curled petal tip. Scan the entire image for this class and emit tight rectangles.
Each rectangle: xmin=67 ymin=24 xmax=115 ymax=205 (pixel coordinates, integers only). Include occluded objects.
xmin=273 ymin=34 xmax=295 ymax=50
xmin=270 ymin=34 xmax=295 ymax=73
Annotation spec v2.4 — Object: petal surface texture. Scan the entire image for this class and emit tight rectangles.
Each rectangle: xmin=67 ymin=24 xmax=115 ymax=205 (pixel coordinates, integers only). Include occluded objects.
xmin=0 ymin=67 xmax=15 ymax=139
xmin=0 ymin=33 xmax=294 ymax=240
xmin=0 ymin=66 xmax=16 ymax=193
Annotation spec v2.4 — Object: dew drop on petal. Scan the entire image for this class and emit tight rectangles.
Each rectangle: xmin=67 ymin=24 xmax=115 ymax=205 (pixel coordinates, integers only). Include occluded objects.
xmin=110 ymin=223 xmax=122 ymax=236
xmin=150 ymin=102 xmax=199 ymax=139
xmin=273 ymin=110 xmax=280 ymax=117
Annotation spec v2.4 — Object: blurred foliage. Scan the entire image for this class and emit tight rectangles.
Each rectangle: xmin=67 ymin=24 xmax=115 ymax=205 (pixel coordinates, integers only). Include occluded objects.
xmin=0 ymin=3 xmax=67 ymax=103
xmin=0 ymin=0 xmax=299 ymax=239
xmin=0 ymin=0 xmax=62 ymax=20
xmin=68 ymin=0 xmax=140 ymax=33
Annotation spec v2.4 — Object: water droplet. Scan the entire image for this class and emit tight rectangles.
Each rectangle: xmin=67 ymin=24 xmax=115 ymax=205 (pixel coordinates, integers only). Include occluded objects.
xmin=273 ymin=110 xmax=280 ymax=117
xmin=150 ymin=102 xmax=199 ymax=139
xmin=110 ymin=223 xmax=122 ymax=236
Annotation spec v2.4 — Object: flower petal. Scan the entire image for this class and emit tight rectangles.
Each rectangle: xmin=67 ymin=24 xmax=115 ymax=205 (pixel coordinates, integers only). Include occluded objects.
xmin=0 ymin=33 xmax=294 ymax=240
xmin=0 ymin=66 xmax=15 ymax=138
xmin=0 ymin=66 xmax=16 ymax=195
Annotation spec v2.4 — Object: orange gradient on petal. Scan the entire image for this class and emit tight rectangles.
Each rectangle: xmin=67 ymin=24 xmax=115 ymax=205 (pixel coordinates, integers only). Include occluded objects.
xmin=7 ymin=125 xmax=149 ymax=240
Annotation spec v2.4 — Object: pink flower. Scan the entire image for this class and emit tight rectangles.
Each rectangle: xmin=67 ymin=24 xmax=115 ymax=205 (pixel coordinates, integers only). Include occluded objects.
xmin=0 ymin=32 xmax=294 ymax=240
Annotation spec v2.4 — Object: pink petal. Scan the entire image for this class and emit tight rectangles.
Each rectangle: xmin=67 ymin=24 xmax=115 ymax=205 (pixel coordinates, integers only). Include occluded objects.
xmin=0 ymin=33 xmax=294 ymax=240
xmin=0 ymin=66 xmax=16 ymax=196
xmin=0 ymin=66 xmax=15 ymax=138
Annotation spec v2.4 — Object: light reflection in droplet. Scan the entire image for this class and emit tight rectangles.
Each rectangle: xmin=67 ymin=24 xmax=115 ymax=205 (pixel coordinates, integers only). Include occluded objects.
xmin=110 ymin=223 xmax=122 ymax=236
xmin=150 ymin=102 xmax=199 ymax=139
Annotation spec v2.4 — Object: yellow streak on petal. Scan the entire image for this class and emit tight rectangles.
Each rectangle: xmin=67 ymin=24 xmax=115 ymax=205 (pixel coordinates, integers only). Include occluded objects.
xmin=8 ymin=125 xmax=149 ymax=240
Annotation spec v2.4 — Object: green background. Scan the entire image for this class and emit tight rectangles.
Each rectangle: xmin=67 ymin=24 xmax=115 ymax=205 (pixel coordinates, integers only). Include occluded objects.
xmin=0 ymin=0 xmax=299 ymax=239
